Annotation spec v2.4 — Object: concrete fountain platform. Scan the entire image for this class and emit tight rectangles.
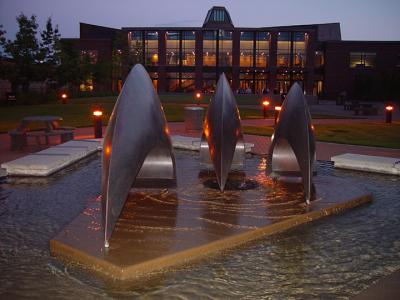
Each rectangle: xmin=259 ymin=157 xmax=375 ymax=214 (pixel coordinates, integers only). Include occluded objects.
xmin=50 ymin=175 xmax=371 ymax=282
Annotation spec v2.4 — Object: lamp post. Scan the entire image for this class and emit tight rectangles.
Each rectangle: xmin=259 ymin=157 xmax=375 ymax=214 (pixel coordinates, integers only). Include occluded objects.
xmin=274 ymin=106 xmax=281 ymax=125
xmin=93 ymin=109 xmax=103 ymax=138
xmin=385 ymin=105 xmax=393 ymax=124
xmin=262 ymin=100 xmax=270 ymax=119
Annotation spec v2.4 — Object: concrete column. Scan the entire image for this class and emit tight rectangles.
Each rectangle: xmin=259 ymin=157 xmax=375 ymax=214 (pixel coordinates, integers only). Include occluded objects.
xmin=157 ymin=30 xmax=166 ymax=93
xmin=232 ymin=30 xmax=241 ymax=91
xmin=305 ymin=31 xmax=316 ymax=95
xmin=195 ymin=31 xmax=203 ymax=90
xmin=268 ymin=31 xmax=278 ymax=92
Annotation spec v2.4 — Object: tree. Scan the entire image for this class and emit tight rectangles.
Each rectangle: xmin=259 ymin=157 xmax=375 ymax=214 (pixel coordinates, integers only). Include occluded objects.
xmin=56 ymin=39 xmax=81 ymax=91
xmin=38 ymin=17 xmax=61 ymax=83
xmin=2 ymin=13 xmax=40 ymax=92
xmin=0 ymin=25 xmax=6 ymax=56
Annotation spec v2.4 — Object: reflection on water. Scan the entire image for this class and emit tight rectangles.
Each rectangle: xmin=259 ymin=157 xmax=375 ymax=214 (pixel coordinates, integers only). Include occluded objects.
xmin=0 ymin=151 xmax=399 ymax=299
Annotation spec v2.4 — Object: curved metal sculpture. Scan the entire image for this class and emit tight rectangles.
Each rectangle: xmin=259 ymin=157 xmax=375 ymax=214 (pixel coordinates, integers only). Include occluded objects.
xmin=102 ymin=64 xmax=176 ymax=247
xmin=266 ymin=82 xmax=316 ymax=203
xmin=200 ymin=73 xmax=245 ymax=191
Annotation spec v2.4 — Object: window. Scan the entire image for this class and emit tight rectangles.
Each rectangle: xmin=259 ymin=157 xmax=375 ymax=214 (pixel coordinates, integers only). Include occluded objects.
xmin=293 ymin=32 xmax=307 ymax=67
xmin=181 ymin=73 xmax=195 ymax=92
xmin=166 ymin=31 xmax=180 ymax=66
xmin=128 ymin=31 xmax=143 ymax=64
xmin=350 ymin=52 xmax=376 ymax=68
xmin=182 ymin=31 xmax=196 ymax=66
xmin=255 ymin=32 xmax=269 ymax=68
xmin=203 ymin=31 xmax=217 ymax=66
xmin=145 ymin=31 xmax=159 ymax=66
xmin=240 ymin=32 xmax=253 ymax=67
xmin=166 ymin=72 xmax=179 ymax=92
xmin=80 ymin=50 xmax=98 ymax=64
xmin=219 ymin=30 xmax=232 ymax=66
xmin=80 ymin=78 xmax=93 ymax=92
xmin=203 ymin=73 xmax=216 ymax=92
xmin=315 ymin=51 xmax=324 ymax=68
xmin=277 ymin=32 xmax=290 ymax=67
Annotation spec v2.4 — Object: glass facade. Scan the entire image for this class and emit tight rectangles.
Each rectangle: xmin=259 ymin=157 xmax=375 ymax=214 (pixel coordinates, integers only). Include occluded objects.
xmin=349 ymin=52 xmax=376 ymax=68
xmin=145 ymin=31 xmax=158 ymax=66
xmin=240 ymin=32 xmax=253 ymax=67
xmin=277 ymin=32 xmax=291 ymax=67
xmin=219 ymin=30 xmax=232 ymax=66
xmin=181 ymin=72 xmax=195 ymax=92
xmin=166 ymin=31 xmax=180 ymax=66
xmin=203 ymin=31 xmax=217 ymax=66
xmin=182 ymin=31 xmax=196 ymax=66
xmin=203 ymin=73 xmax=216 ymax=92
xmin=128 ymin=31 xmax=143 ymax=64
xmin=166 ymin=72 xmax=179 ymax=92
xmin=255 ymin=32 xmax=269 ymax=67
xmin=293 ymin=32 xmax=307 ymax=67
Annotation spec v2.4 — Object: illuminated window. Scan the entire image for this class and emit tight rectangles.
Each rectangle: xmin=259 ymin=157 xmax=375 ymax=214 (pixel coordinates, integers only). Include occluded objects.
xmin=80 ymin=78 xmax=94 ymax=92
xmin=293 ymin=32 xmax=307 ymax=67
xmin=166 ymin=31 xmax=180 ymax=66
xmin=349 ymin=52 xmax=376 ymax=68
xmin=128 ymin=31 xmax=143 ymax=64
xmin=277 ymin=32 xmax=291 ymax=67
xmin=80 ymin=50 xmax=98 ymax=64
xmin=148 ymin=72 xmax=158 ymax=90
xmin=203 ymin=31 xmax=217 ymax=66
xmin=182 ymin=31 xmax=196 ymax=66
xmin=219 ymin=30 xmax=232 ymax=66
xmin=255 ymin=32 xmax=269 ymax=67
xmin=145 ymin=31 xmax=158 ymax=66
xmin=240 ymin=32 xmax=253 ymax=67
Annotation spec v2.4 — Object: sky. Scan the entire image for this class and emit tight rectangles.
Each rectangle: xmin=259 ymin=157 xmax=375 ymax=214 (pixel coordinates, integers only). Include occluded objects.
xmin=1 ymin=0 xmax=399 ymax=41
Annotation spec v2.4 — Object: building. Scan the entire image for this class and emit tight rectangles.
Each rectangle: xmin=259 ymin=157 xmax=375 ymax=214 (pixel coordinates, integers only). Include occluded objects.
xmin=74 ymin=6 xmax=400 ymax=100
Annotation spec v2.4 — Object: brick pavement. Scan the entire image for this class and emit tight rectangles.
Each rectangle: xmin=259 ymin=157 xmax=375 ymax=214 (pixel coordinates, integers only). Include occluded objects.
xmin=1 ymin=121 xmax=399 ymax=165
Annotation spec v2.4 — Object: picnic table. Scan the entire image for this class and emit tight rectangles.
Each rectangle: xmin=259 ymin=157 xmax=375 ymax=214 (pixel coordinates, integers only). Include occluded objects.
xmin=9 ymin=115 xmax=75 ymax=150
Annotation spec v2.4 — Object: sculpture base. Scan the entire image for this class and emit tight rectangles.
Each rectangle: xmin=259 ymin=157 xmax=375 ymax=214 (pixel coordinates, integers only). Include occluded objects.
xmin=50 ymin=176 xmax=371 ymax=282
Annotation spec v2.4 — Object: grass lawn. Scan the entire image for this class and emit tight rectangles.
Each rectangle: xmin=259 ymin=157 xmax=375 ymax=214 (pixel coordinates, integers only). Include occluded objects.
xmin=0 ymin=98 xmax=266 ymax=132
xmin=243 ymin=122 xmax=400 ymax=149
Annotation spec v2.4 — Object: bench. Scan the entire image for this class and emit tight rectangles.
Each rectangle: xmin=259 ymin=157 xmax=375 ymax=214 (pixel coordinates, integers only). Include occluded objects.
xmin=9 ymin=130 xmax=27 ymax=150
xmin=26 ymin=130 xmax=74 ymax=145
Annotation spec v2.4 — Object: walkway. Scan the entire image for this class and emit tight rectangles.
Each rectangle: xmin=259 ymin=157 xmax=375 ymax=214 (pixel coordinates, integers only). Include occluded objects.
xmin=1 ymin=121 xmax=399 ymax=165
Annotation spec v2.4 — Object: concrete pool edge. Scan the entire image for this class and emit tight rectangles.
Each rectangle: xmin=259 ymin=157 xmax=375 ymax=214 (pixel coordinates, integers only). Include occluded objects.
xmin=50 ymin=192 xmax=372 ymax=282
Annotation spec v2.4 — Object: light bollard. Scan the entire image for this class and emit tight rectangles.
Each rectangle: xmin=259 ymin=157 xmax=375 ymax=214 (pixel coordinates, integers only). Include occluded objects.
xmin=93 ymin=109 xmax=103 ymax=138
xmin=385 ymin=105 xmax=393 ymax=124
xmin=262 ymin=100 xmax=270 ymax=119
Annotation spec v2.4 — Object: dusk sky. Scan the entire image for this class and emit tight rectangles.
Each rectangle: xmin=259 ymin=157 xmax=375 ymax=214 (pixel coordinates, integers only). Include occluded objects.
xmin=1 ymin=0 xmax=399 ymax=41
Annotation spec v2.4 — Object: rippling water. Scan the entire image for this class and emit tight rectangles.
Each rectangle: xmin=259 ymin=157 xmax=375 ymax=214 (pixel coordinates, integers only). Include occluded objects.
xmin=0 ymin=151 xmax=399 ymax=299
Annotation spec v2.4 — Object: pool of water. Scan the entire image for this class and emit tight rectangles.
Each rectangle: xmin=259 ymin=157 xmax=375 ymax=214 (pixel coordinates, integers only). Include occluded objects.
xmin=0 ymin=151 xmax=399 ymax=299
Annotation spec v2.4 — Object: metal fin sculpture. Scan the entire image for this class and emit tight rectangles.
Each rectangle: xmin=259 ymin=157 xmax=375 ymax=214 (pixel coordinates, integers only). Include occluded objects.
xmin=102 ymin=64 xmax=176 ymax=247
xmin=266 ymin=82 xmax=316 ymax=203
xmin=200 ymin=73 xmax=245 ymax=191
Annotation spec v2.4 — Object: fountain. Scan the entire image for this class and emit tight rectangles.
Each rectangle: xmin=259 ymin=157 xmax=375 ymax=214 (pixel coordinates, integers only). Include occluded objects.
xmin=267 ymin=82 xmax=316 ymax=203
xmin=49 ymin=65 xmax=372 ymax=282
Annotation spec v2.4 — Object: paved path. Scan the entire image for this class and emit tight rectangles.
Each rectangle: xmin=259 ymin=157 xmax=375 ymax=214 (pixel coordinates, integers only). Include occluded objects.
xmin=1 ymin=122 xmax=399 ymax=165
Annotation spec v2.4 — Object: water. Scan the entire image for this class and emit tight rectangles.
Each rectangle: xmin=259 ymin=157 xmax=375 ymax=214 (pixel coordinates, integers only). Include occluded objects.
xmin=0 ymin=151 xmax=399 ymax=299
